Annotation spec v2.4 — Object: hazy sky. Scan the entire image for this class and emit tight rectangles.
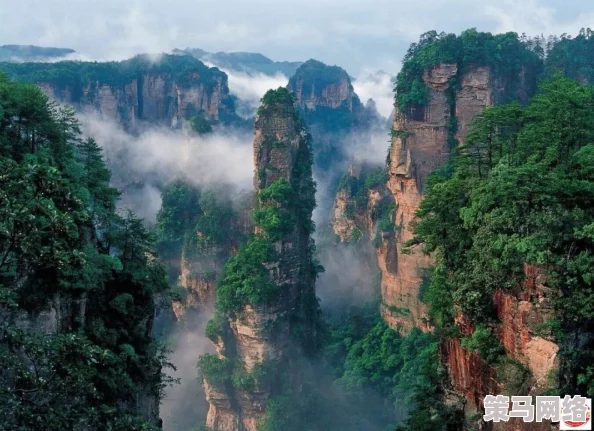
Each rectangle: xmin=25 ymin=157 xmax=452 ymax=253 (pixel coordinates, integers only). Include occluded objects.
xmin=1 ymin=0 xmax=593 ymax=74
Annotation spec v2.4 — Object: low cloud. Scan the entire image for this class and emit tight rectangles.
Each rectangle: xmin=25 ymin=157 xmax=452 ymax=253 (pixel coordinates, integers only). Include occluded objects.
xmin=316 ymin=240 xmax=379 ymax=309
xmin=204 ymin=61 xmax=289 ymax=117
xmin=353 ymin=70 xmax=395 ymax=119
xmin=311 ymin=125 xmax=391 ymax=230
xmin=0 ymin=52 xmax=96 ymax=63
xmin=159 ymin=311 xmax=214 ymax=431
xmin=348 ymin=129 xmax=392 ymax=166
xmin=482 ymin=0 xmax=594 ymax=37
xmin=78 ymin=112 xmax=254 ymax=223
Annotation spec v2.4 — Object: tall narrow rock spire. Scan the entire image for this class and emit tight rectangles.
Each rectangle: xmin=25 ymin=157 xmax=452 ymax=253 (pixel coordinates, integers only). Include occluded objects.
xmin=202 ymin=87 xmax=321 ymax=431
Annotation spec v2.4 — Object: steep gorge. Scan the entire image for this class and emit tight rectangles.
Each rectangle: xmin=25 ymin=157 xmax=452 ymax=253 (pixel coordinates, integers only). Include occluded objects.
xmin=6 ymin=29 xmax=594 ymax=431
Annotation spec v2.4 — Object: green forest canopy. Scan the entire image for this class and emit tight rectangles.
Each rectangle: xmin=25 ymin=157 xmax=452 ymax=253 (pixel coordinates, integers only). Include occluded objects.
xmin=0 ymin=54 xmax=225 ymax=93
xmin=0 ymin=72 xmax=171 ymax=430
xmin=395 ymin=29 xmax=543 ymax=113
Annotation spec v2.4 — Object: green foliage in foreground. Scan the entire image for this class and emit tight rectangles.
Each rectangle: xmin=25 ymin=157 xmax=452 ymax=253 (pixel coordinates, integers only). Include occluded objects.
xmin=215 ymin=235 xmax=279 ymax=313
xmin=253 ymin=178 xmax=298 ymax=240
xmin=339 ymin=321 xmax=440 ymax=406
xmin=197 ymin=354 xmax=231 ymax=388
xmin=411 ymin=75 xmax=594 ymax=397
xmin=0 ymin=72 xmax=171 ymax=430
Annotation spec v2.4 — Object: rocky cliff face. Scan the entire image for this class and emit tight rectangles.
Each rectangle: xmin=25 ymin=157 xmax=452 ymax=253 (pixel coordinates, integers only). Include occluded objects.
xmin=286 ymin=59 xmax=380 ymax=190
xmin=42 ymin=73 xmax=229 ymax=130
xmin=203 ymin=89 xmax=319 ymax=430
xmin=329 ymin=164 xmax=388 ymax=243
xmin=383 ymin=63 xmax=458 ymax=332
xmin=384 ymin=63 xmax=535 ymax=332
xmin=386 ymin=60 xmax=553 ymax=429
xmin=289 ymin=64 xmax=356 ymax=112
xmin=441 ymin=265 xmax=558 ymax=431
xmin=172 ymin=204 xmax=250 ymax=321
xmin=2 ymin=54 xmax=238 ymax=131
xmin=172 ymin=246 xmax=220 ymax=321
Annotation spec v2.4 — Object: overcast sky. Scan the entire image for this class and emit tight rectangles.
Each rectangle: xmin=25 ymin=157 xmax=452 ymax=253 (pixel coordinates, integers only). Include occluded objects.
xmin=1 ymin=0 xmax=593 ymax=75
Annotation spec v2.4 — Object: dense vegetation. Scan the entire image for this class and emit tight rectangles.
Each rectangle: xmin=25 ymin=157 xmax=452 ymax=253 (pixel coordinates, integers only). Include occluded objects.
xmin=395 ymin=29 xmax=542 ymax=114
xmin=253 ymin=300 xmax=461 ymax=431
xmin=547 ymin=28 xmax=594 ymax=83
xmin=410 ymin=75 xmax=594 ymax=398
xmin=0 ymin=73 xmax=172 ymax=430
xmin=0 ymin=54 xmax=223 ymax=91
xmin=189 ymin=112 xmax=213 ymax=135
xmin=193 ymin=28 xmax=594 ymax=431
xmin=155 ymin=180 xmax=245 ymax=300
xmin=156 ymin=182 xmax=242 ymax=262
xmin=335 ymin=313 xmax=442 ymax=408
xmin=334 ymin=165 xmax=393 ymax=245
xmin=152 ymin=181 xmax=248 ymax=431
xmin=197 ymin=89 xmax=331 ymax=428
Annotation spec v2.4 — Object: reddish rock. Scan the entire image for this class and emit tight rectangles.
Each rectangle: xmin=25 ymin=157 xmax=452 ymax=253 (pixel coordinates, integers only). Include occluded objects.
xmin=440 ymin=337 xmax=497 ymax=410
xmin=493 ymin=266 xmax=558 ymax=388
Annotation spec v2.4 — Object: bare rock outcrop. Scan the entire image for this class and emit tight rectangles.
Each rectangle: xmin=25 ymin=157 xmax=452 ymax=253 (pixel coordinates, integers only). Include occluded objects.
xmin=384 ymin=63 xmax=459 ymax=331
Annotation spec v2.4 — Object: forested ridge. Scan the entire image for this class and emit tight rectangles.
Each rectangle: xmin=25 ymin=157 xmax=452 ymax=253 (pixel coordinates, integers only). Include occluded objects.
xmin=0 ymin=72 xmax=172 ymax=430
xmin=0 ymin=54 xmax=223 ymax=92
xmin=395 ymin=29 xmax=543 ymax=114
